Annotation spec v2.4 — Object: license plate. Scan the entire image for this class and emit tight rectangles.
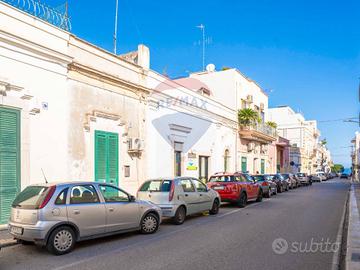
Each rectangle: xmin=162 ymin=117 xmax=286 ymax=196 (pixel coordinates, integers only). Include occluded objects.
xmin=213 ymin=186 xmax=225 ymax=190
xmin=10 ymin=226 xmax=23 ymax=235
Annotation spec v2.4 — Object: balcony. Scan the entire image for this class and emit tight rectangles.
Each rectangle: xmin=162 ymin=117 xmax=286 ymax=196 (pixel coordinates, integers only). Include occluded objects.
xmin=239 ymin=123 xmax=277 ymax=143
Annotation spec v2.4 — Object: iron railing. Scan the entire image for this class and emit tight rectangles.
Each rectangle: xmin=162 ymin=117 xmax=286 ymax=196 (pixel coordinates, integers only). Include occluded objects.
xmin=241 ymin=122 xmax=277 ymax=138
xmin=2 ymin=0 xmax=71 ymax=31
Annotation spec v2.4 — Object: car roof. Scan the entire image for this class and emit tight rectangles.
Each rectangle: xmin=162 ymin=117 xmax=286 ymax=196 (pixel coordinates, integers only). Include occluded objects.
xmin=26 ymin=181 xmax=106 ymax=187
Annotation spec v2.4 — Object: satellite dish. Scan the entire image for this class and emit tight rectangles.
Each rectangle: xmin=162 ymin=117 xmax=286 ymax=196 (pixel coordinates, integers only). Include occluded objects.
xmin=206 ymin=64 xmax=215 ymax=72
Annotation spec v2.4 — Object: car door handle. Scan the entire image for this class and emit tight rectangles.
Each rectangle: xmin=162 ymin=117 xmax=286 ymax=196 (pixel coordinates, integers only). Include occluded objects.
xmin=109 ymin=208 xmax=114 ymax=212
xmin=73 ymin=210 xmax=80 ymax=215
xmin=199 ymin=194 xmax=203 ymax=196
xmin=185 ymin=194 xmax=189 ymax=197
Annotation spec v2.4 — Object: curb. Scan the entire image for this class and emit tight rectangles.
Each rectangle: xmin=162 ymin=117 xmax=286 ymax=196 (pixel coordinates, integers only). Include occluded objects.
xmin=345 ymin=184 xmax=360 ymax=270
xmin=0 ymin=240 xmax=18 ymax=248
xmin=332 ymin=186 xmax=350 ymax=270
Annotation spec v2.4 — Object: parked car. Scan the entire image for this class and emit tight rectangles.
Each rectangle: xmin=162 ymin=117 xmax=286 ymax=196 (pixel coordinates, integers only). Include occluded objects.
xmin=266 ymin=174 xmax=289 ymax=193
xmin=340 ymin=173 xmax=349 ymax=179
xmin=311 ymin=174 xmax=322 ymax=182
xmin=253 ymin=174 xmax=277 ymax=197
xmin=138 ymin=177 xmax=220 ymax=225
xmin=291 ymin=173 xmax=301 ymax=188
xmin=296 ymin=173 xmax=311 ymax=186
xmin=206 ymin=172 xmax=262 ymax=208
xmin=8 ymin=182 xmax=161 ymax=255
xmin=281 ymin=174 xmax=297 ymax=189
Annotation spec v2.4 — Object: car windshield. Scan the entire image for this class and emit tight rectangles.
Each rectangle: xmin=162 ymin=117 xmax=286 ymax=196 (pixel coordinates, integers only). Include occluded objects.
xmin=243 ymin=174 xmax=254 ymax=181
xmin=139 ymin=180 xmax=172 ymax=192
xmin=209 ymin=176 xmax=235 ymax=182
xmin=253 ymin=175 xmax=265 ymax=181
xmin=282 ymin=174 xmax=289 ymax=179
xmin=297 ymin=173 xmax=305 ymax=177
xmin=12 ymin=186 xmax=50 ymax=209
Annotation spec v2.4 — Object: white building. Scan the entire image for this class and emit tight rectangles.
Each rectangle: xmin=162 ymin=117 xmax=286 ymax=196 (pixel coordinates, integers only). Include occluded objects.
xmin=0 ymin=2 xmax=151 ymax=224
xmin=352 ymin=132 xmax=360 ymax=181
xmin=189 ymin=68 xmax=277 ymax=174
xmin=268 ymin=106 xmax=321 ymax=174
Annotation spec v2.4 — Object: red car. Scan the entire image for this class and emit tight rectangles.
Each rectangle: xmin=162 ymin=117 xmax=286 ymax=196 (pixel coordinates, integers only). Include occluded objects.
xmin=207 ymin=172 xmax=263 ymax=207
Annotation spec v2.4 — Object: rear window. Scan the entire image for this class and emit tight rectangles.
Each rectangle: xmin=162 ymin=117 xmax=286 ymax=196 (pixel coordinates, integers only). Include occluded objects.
xmin=12 ymin=186 xmax=50 ymax=209
xmin=297 ymin=173 xmax=305 ymax=177
xmin=209 ymin=176 xmax=235 ymax=182
xmin=253 ymin=175 xmax=265 ymax=181
xmin=139 ymin=180 xmax=172 ymax=192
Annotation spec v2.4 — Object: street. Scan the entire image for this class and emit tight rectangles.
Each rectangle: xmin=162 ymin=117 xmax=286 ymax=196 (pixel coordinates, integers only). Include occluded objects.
xmin=0 ymin=179 xmax=350 ymax=270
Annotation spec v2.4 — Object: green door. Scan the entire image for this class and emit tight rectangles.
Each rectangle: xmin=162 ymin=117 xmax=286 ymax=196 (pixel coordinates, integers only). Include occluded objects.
xmin=95 ymin=131 xmax=118 ymax=186
xmin=0 ymin=107 xmax=20 ymax=224
xmin=241 ymin=157 xmax=247 ymax=173
xmin=261 ymin=159 xmax=265 ymax=174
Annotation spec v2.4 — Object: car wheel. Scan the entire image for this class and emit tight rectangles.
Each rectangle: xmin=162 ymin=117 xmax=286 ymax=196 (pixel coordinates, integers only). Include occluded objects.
xmin=237 ymin=192 xmax=247 ymax=208
xmin=140 ymin=212 xmax=159 ymax=234
xmin=173 ymin=206 xmax=186 ymax=225
xmin=265 ymin=188 xmax=271 ymax=198
xmin=46 ymin=226 xmax=76 ymax=255
xmin=209 ymin=199 xmax=220 ymax=215
xmin=256 ymin=189 xmax=263 ymax=202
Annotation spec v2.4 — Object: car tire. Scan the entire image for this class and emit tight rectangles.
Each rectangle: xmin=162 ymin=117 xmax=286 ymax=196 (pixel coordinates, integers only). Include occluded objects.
xmin=140 ymin=212 xmax=159 ymax=234
xmin=173 ymin=206 xmax=186 ymax=225
xmin=46 ymin=226 xmax=76 ymax=255
xmin=237 ymin=192 xmax=247 ymax=208
xmin=209 ymin=199 xmax=220 ymax=215
xmin=256 ymin=189 xmax=263 ymax=202
xmin=265 ymin=188 xmax=271 ymax=198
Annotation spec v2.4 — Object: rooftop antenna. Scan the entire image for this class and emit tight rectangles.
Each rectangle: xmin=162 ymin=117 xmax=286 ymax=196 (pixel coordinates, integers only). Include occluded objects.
xmin=196 ymin=24 xmax=206 ymax=71
xmin=113 ymin=0 xmax=119 ymax=54
xmin=41 ymin=168 xmax=48 ymax=184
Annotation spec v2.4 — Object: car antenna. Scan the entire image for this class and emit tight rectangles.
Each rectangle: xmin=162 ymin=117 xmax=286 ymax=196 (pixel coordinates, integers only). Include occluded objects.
xmin=41 ymin=168 xmax=48 ymax=184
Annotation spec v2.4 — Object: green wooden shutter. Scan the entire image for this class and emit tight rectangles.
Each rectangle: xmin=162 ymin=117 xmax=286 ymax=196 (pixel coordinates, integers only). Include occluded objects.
xmin=107 ymin=133 xmax=118 ymax=185
xmin=95 ymin=131 xmax=107 ymax=183
xmin=95 ymin=131 xmax=118 ymax=186
xmin=261 ymin=159 xmax=265 ymax=174
xmin=0 ymin=107 xmax=20 ymax=224
xmin=241 ymin=157 xmax=247 ymax=173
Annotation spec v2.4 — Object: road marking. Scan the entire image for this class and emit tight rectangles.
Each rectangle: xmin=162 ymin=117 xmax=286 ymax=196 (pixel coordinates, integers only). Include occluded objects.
xmin=53 ymin=199 xmax=270 ymax=270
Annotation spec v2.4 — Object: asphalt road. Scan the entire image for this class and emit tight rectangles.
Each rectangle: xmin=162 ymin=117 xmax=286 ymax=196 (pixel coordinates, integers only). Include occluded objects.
xmin=0 ymin=178 xmax=350 ymax=270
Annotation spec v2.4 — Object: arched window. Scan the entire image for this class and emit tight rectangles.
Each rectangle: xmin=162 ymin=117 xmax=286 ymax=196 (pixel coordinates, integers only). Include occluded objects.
xmin=224 ymin=149 xmax=230 ymax=172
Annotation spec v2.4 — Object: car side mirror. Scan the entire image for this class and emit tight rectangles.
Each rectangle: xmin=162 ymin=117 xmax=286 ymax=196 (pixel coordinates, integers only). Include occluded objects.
xmin=129 ymin=195 xmax=136 ymax=202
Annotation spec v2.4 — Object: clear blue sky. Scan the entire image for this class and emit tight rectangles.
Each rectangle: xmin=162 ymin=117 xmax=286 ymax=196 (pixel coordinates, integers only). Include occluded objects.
xmin=52 ymin=0 xmax=359 ymax=167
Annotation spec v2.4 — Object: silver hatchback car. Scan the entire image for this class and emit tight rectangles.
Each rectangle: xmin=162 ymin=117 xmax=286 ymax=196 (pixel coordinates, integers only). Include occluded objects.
xmin=8 ymin=181 xmax=162 ymax=255
xmin=137 ymin=177 xmax=220 ymax=225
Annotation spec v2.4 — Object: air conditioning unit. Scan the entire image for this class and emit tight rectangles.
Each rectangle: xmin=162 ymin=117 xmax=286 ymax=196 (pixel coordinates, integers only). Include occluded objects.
xmin=247 ymin=142 xmax=255 ymax=152
xmin=127 ymin=138 xmax=144 ymax=152
xmin=246 ymin=95 xmax=253 ymax=103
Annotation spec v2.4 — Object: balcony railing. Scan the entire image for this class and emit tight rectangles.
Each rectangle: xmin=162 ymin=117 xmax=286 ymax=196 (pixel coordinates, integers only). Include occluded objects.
xmin=2 ymin=0 xmax=71 ymax=31
xmin=241 ymin=123 xmax=277 ymax=137
xmin=239 ymin=122 xmax=277 ymax=143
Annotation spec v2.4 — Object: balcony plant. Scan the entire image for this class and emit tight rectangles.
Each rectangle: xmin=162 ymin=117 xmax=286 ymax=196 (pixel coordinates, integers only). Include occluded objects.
xmin=237 ymin=108 xmax=261 ymax=127
xmin=266 ymin=121 xmax=277 ymax=129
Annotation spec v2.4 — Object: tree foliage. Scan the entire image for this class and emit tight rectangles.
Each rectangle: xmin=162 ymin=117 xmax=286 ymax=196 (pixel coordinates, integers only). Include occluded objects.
xmin=238 ymin=108 xmax=260 ymax=126
xmin=331 ymin=164 xmax=344 ymax=173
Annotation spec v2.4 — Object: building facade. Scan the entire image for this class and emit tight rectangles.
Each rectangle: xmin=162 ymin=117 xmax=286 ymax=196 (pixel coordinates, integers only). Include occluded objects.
xmin=268 ymin=106 xmax=322 ymax=174
xmin=352 ymin=132 xmax=360 ymax=181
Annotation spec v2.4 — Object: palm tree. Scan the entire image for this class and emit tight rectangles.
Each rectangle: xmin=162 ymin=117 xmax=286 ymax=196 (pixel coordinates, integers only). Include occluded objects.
xmin=237 ymin=108 xmax=260 ymax=127
xmin=266 ymin=121 xmax=277 ymax=129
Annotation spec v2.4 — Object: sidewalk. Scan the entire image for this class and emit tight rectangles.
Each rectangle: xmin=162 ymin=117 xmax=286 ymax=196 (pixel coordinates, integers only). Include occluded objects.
xmin=0 ymin=226 xmax=17 ymax=248
xmin=346 ymin=182 xmax=360 ymax=269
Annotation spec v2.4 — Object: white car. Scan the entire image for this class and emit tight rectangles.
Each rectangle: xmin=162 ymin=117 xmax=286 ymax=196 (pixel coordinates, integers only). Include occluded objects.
xmin=137 ymin=177 xmax=220 ymax=225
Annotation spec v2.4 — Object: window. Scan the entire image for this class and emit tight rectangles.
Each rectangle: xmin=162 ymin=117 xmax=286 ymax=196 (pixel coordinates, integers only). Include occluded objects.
xmin=99 ymin=185 xmax=129 ymax=202
xmin=180 ymin=179 xmax=195 ymax=192
xmin=224 ymin=149 xmax=230 ymax=172
xmin=175 ymin=150 xmax=182 ymax=176
xmin=124 ymin=166 xmax=130 ymax=177
xmin=139 ymin=180 xmax=172 ymax=192
xmin=241 ymin=99 xmax=247 ymax=109
xmin=241 ymin=157 xmax=247 ymax=173
xmin=70 ymin=185 xmax=99 ymax=204
xmin=192 ymin=179 xmax=207 ymax=192
xmin=12 ymin=186 xmax=50 ymax=209
xmin=55 ymin=188 xmax=68 ymax=205
xmin=209 ymin=176 xmax=235 ymax=182
xmin=199 ymin=156 xmax=209 ymax=182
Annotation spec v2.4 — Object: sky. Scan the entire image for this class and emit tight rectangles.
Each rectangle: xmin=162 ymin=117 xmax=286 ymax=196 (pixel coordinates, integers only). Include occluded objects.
xmin=49 ymin=0 xmax=359 ymax=167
